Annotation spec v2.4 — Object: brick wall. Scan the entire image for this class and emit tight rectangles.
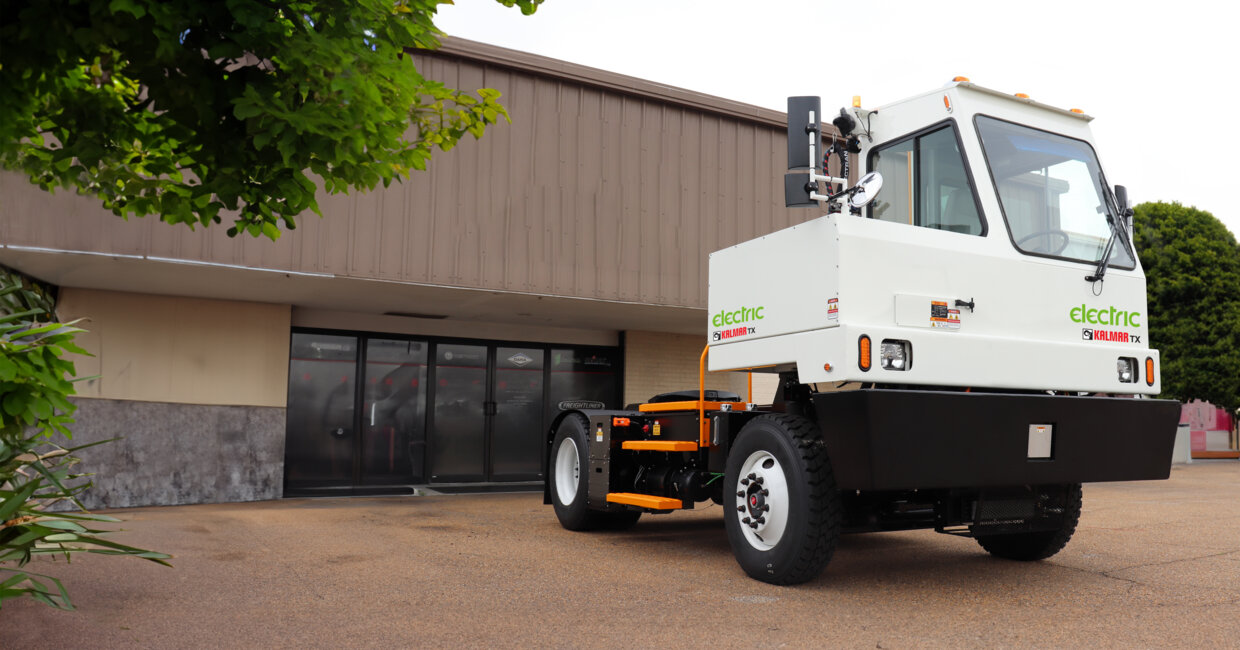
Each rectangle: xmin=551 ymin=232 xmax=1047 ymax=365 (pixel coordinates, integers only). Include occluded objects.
xmin=623 ymin=330 xmax=777 ymax=406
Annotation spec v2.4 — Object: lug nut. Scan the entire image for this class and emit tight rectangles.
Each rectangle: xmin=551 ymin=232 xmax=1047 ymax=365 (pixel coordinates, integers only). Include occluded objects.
xmin=749 ymin=522 xmax=758 ymax=529
xmin=762 ymin=504 xmax=770 ymax=512
xmin=737 ymin=490 xmax=745 ymax=497
xmin=755 ymin=517 xmax=765 ymax=525
xmin=761 ymin=489 xmax=769 ymax=496
xmin=742 ymin=517 xmax=751 ymax=524
xmin=755 ymin=476 xmax=764 ymax=485
xmin=747 ymin=473 xmax=757 ymax=480
xmin=740 ymin=478 xmax=750 ymax=486
xmin=737 ymin=506 xmax=745 ymax=512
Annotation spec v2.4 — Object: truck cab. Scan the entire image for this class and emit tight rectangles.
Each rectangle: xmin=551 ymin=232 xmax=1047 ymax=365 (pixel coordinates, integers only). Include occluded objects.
xmin=711 ymin=81 xmax=1155 ymax=395
xmin=546 ymin=80 xmax=1179 ymax=586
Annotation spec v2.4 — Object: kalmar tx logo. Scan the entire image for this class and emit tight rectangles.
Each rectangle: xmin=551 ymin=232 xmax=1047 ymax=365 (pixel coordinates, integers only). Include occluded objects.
xmin=1083 ymin=328 xmax=1141 ymax=344
xmin=712 ymin=326 xmax=756 ymax=341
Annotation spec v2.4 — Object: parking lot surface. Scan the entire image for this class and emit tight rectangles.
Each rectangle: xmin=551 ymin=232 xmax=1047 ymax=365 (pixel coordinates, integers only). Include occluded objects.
xmin=6 ymin=462 xmax=1239 ymax=648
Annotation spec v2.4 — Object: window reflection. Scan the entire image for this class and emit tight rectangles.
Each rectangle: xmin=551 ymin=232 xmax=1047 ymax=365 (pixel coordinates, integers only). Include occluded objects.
xmin=362 ymin=339 xmax=427 ymax=484
xmin=869 ymin=125 xmax=983 ymax=236
xmin=976 ymin=116 xmax=1134 ymax=267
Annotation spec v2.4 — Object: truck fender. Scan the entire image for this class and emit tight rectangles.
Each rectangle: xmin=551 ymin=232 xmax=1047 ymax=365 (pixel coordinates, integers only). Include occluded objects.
xmin=544 ymin=409 xmax=594 ymax=504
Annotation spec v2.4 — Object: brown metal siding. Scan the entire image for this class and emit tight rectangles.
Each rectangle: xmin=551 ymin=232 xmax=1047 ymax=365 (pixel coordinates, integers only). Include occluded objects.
xmin=0 ymin=39 xmax=826 ymax=309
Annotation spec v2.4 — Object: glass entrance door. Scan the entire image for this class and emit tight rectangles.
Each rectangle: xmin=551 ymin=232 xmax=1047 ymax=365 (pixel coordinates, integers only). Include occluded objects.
xmin=285 ymin=333 xmax=358 ymax=490
xmin=429 ymin=343 xmax=488 ymax=482
xmin=361 ymin=338 xmax=428 ymax=485
xmin=491 ymin=347 xmax=545 ymax=481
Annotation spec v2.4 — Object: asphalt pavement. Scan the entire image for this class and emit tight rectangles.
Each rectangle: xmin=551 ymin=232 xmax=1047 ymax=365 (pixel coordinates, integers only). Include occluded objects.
xmin=5 ymin=462 xmax=1239 ymax=648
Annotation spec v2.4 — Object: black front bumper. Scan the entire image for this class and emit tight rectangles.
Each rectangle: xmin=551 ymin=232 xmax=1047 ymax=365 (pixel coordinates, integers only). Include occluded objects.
xmin=812 ymin=390 xmax=1180 ymax=491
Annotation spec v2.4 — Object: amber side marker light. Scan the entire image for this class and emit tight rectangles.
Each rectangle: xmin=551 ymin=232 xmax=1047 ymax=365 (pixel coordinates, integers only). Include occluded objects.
xmin=1145 ymin=358 xmax=1155 ymax=386
xmin=952 ymin=76 xmax=970 ymax=82
xmin=613 ymin=417 xmax=630 ymax=427
xmin=858 ymin=335 xmax=872 ymax=371
xmin=1070 ymin=108 xmax=1085 ymax=114
xmin=1015 ymin=92 xmax=1030 ymax=99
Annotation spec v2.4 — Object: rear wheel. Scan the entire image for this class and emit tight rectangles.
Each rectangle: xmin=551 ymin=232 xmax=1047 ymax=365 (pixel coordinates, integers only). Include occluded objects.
xmin=550 ymin=414 xmax=640 ymax=531
xmin=724 ymin=414 xmax=841 ymax=585
xmin=976 ymin=484 xmax=1083 ymax=561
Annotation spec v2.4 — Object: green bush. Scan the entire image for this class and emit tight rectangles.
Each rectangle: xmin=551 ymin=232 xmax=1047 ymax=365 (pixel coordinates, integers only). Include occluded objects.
xmin=0 ymin=270 xmax=170 ymax=610
xmin=1133 ymin=202 xmax=1240 ymax=411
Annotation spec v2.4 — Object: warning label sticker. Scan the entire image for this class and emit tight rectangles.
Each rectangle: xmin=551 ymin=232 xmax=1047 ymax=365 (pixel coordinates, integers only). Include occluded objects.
xmin=827 ymin=298 xmax=839 ymax=320
xmin=930 ymin=301 xmax=961 ymax=329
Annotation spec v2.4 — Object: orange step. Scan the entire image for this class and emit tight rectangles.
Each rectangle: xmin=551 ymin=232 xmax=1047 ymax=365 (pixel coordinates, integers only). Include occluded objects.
xmin=1191 ymin=450 xmax=1240 ymax=459
xmin=605 ymin=493 xmax=683 ymax=510
xmin=621 ymin=440 xmax=698 ymax=452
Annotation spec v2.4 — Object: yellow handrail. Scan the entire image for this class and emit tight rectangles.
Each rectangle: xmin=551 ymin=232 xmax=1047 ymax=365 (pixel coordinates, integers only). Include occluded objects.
xmin=697 ymin=344 xmax=753 ymax=445
xmin=699 ymin=344 xmax=709 ymax=446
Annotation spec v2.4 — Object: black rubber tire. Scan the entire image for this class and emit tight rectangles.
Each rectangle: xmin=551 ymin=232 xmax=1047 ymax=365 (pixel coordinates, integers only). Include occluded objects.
xmin=723 ymin=413 xmax=841 ymax=585
xmin=549 ymin=413 xmax=641 ymax=531
xmin=976 ymin=484 xmax=1083 ymax=561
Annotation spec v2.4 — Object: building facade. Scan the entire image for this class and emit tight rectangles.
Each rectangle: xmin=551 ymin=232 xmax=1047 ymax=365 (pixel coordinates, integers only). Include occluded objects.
xmin=0 ymin=37 xmax=836 ymax=506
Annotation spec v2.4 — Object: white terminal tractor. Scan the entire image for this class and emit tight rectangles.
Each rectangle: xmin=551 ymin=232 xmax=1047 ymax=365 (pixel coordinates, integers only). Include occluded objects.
xmin=546 ymin=79 xmax=1179 ymax=586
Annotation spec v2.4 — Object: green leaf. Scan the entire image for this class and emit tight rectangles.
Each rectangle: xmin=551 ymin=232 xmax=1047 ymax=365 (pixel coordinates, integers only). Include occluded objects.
xmin=0 ymin=356 xmax=16 ymax=382
xmin=36 ymin=520 xmax=88 ymax=532
xmin=3 ymin=391 xmax=30 ymax=418
xmin=233 ymin=102 xmax=263 ymax=120
xmin=0 ymin=480 xmax=38 ymax=521
xmin=108 ymin=0 xmax=146 ymax=18
xmin=29 ymin=398 xmax=52 ymax=419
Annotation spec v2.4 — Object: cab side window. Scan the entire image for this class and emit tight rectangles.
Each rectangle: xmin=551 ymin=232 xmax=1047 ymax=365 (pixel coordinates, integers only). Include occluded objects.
xmin=868 ymin=125 xmax=983 ymax=236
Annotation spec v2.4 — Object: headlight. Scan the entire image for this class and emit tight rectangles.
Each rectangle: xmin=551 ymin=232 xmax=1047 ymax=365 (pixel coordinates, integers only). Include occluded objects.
xmin=1117 ymin=357 xmax=1137 ymax=383
xmin=880 ymin=340 xmax=911 ymax=371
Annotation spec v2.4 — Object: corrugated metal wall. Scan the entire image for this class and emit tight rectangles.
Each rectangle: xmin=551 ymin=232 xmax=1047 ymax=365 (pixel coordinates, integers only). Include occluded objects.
xmin=0 ymin=38 xmax=828 ymax=309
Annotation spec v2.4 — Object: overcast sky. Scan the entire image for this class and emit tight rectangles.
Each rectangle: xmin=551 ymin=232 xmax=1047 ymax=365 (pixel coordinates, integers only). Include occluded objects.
xmin=438 ymin=0 xmax=1239 ymax=238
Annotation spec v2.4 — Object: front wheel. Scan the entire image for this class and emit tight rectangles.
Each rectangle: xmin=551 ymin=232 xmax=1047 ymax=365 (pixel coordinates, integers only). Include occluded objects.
xmin=976 ymin=484 xmax=1083 ymax=561
xmin=724 ymin=414 xmax=841 ymax=585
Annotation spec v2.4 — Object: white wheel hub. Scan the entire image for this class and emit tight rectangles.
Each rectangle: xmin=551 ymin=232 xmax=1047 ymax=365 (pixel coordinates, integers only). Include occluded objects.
xmin=734 ymin=450 xmax=789 ymax=550
xmin=554 ymin=436 xmax=580 ymax=506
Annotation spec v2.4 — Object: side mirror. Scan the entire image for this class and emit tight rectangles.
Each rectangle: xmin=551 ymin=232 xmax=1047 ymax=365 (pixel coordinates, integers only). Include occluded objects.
xmin=786 ymin=96 xmax=821 ymax=171
xmin=848 ymin=172 xmax=884 ymax=209
xmin=1114 ymin=185 xmax=1130 ymax=213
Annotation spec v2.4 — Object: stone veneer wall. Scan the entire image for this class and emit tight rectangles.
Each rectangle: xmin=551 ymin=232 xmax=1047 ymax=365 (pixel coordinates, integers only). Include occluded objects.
xmin=62 ymin=398 xmax=285 ymax=510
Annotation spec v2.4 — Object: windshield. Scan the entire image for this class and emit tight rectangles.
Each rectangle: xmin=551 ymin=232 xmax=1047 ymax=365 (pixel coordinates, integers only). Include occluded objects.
xmin=975 ymin=116 xmax=1134 ymax=268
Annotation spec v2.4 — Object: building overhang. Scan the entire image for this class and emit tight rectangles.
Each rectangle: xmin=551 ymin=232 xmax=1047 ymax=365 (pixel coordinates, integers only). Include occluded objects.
xmin=0 ymin=245 xmax=705 ymax=336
